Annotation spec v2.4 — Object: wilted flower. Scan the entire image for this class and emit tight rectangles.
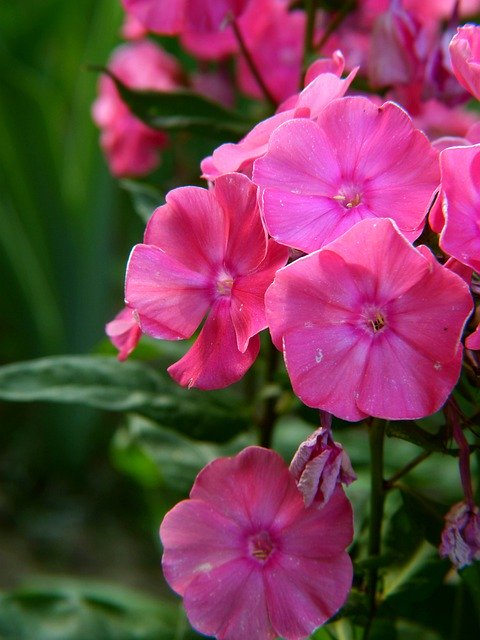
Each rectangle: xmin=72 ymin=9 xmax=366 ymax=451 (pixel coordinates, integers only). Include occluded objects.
xmin=440 ymin=501 xmax=480 ymax=569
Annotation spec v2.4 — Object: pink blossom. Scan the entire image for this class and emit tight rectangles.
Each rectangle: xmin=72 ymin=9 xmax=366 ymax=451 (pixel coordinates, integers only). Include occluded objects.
xmin=125 ymin=173 xmax=288 ymax=390
xmin=105 ymin=306 xmax=141 ymax=361
xmin=201 ymin=59 xmax=356 ymax=180
xmin=122 ymin=0 xmax=252 ymax=59
xmin=265 ymin=218 xmax=473 ymax=422
xmin=466 ymin=323 xmax=480 ymax=350
xmin=160 ymin=446 xmax=353 ymax=640
xmin=440 ymin=501 xmax=480 ymax=568
xmin=253 ymin=96 xmax=439 ymax=252
xmin=236 ymin=0 xmax=305 ymax=103
xmin=92 ymin=40 xmax=183 ymax=177
xmin=290 ymin=413 xmax=356 ymax=508
xmin=438 ymin=143 xmax=480 ymax=272
xmin=450 ymin=24 xmax=480 ymax=100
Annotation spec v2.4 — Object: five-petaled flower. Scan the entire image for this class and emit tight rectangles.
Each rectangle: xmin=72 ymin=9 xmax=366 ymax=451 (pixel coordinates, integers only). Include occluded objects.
xmin=160 ymin=446 xmax=353 ymax=640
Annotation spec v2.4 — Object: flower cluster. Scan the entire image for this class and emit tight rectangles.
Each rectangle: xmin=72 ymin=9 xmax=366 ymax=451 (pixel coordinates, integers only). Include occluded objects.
xmin=96 ymin=2 xmax=480 ymax=638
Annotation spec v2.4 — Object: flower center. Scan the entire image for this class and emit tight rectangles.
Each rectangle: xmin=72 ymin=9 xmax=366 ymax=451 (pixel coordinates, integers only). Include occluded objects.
xmin=248 ymin=530 xmax=275 ymax=564
xmin=333 ymin=185 xmax=363 ymax=209
xmin=215 ymin=268 xmax=234 ymax=296
xmin=362 ymin=307 xmax=387 ymax=334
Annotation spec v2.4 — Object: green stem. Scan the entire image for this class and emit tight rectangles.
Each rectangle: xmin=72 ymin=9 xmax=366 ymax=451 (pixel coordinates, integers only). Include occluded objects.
xmin=384 ymin=450 xmax=431 ymax=489
xmin=314 ymin=0 xmax=356 ymax=53
xmin=302 ymin=0 xmax=318 ymax=84
xmin=258 ymin=340 xmax=280 ymax=448
xmin=363 ymin=418 xmax=387 ymax=640
xmin=230 ymin=18 xmax=277 ymax=110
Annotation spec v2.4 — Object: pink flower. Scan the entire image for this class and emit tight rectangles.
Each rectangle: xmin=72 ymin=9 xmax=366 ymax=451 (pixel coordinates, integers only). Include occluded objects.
xmin=92 ymin=40 xmax=183 ymax=177
xmin=236 ymin=0 xmax=305 ymax=104
xmin=265 ymin=218 xmax=473 ymax=422
xmin=466 ymin=323 xmax=480 ymax=350
xmin=105 ymin=306 xmax=141 ymax=361
xmin=122 ymin=0 xmax=252 ymax=59
xmin=253 ymin=96 xmax=440 ymax=252
xmin=450 ymin=24 xmax=480 ymax=100
xmin=160 ymin=446 xmax=353 ymax=640
xmin=290 ymin=413 xmax=356 ymax=508
xmin=125 ymin=173 xmax=288 ymax=389
xmin=440 ymin=501 xmax=480 ymax=568
xmin=201 ymin=58 xmax=356 ymax=180
xmin=438 ymin=143 xmax=480 ymax=272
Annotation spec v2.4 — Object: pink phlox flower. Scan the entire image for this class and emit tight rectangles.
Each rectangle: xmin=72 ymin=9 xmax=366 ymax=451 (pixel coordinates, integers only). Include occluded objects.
xmin=105 ymin=306 xmax=142 ymax=361
xmin=121 ymin=11 xmax=149 ymax=39
xmin=438 ymin=143 xmax=480 ymax=272
xmin=450 ymin=24 xmax=480 ymax=100
xmin=122 ymin=0 xmax=253 ymax=59
xmin=290 ymin=412 xmax=356 ymax=508
xmin=253 ymin=96 xmax=439 ymax=252
xmin=201 ymin=58 xmax=357 ymax=180
xmin=411 ymin=96 xmax=479 ymax=139
xmin=160 ymin=446 xmax=354 ymax=640
xmin=440 ymin=500 xmax=480 ymax=569
xmin=236 ymin=0 xmax=305 ymax=104
xmin=265 ymin=217 xmax=473 ymax=422
xmin=125 ymin=173 xmax=288 ymax=390
xmin=92 ymin=40 xmax=183 ymax=177
xmin=466 ymin=322 xmax=480 ymax=350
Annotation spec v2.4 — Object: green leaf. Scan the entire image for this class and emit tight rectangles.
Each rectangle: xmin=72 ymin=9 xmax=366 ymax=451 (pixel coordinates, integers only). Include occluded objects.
xmin=0 ymin=355 xmax=249 ymax=441
xmin=385 ymin=420 xmax=450 ymax=454
xmin=120 ymin=179 xmax=163 ymax=224
xmin=94 ymin=67 xmax=252 ymax=138
xmin=112 ymin=414 xmax=253 ymax=493
xmin=0 ymin=578 xmax=203 ymax=640
xmin=460 ymin=562 xmax=480 ymax=627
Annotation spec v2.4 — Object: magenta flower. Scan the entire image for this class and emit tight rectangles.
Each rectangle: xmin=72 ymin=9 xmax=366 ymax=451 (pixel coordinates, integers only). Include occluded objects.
xmin=450 ymin=24 xmax=480 ymax=100
xmin=160 ymin=446 xmax=353 ymax=640
xmin=125 ymin=173 xmax=288 ymax=390
xmin=105 ymin=306 xmax=141 ymax=362
xmin=201 ymin=59 xmax=356 ymax=180
xmin=440 ymin=501 xmax=480 ymax=569
xmin=290 ymin=413 xmax=356 ymax=508
xmin=253 ymin=96 xmax=439 ymax=252
xmin=92 ymin=40 xmax=183 ymax=177
xmin=265 ymin=218 xmax=473 ymax=422
xmin=438 ymin=143 xmax=480 ymax=272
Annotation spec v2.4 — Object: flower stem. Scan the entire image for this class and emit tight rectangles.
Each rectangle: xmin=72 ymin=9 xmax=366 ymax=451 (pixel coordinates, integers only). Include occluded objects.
xmin=302 ymin=0 xmax=318 ymax=84
xmin=230 ymin=17 xmax=277 ymax=110
xmin=384 ymin=450 xmax=431 ymax=489
xmin=363 ymin=418 xmax=386 ymax=640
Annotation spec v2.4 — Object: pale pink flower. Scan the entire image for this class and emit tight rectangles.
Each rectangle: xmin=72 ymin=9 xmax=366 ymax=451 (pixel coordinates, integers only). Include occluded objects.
xmin=105 ymin=306 xmax=141 ymax=361
xmin=440 ymin=501 xmax=480 ymax=568
xmin=290 ymin=413 xmax=356 ymax=508
xmin=450 ymin=24 xmax=480 ymax=100
xmin=236 ymin=0 xmax=305 ymax=103
xmin=125 ymin=174 xmax=288 ymax=390
xmin=265 ymin=218 xmax=473 ymax=422
xmin=201 ymin=58 xmax=356 ymax=180
xmin=122 ymin=0 xmax=252 ymax=59
xmin=253 ymin=96 xmax=439 ymax=252
xmin=160 ymin=446 xmax=353 ymax=640
xmin=438 ymin=143 xmax=480 ymax=272
xmin=92 ymin=40 xmax=183 ymax=177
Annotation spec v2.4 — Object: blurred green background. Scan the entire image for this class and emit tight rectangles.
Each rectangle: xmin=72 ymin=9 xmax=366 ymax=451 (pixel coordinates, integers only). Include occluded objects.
xmin=0 ymin=0 xmax=162 ymax=593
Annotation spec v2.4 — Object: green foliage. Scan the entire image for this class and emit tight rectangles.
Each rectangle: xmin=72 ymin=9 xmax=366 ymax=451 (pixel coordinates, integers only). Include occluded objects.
xmin=0 ymin=355 xmax=249 ymax=440
xmin=0 ymin=579 xmax=203 ymax=640
xmin=96 ymin=67 xmax=253 ymax=138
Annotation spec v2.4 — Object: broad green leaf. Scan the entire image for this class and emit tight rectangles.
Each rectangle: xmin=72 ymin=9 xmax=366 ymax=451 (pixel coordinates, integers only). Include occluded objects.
xmin=112 ymin=414 xmax=253 ymax=493
xmin=120 ymin=179 xmax=163 ymax=224
xmin=95 ymin=68 xmax=252 ymax=138
xmin=0 ymin=356 xmax=249 ymax=441
xmin=0 ymin=578 xmax=203 ymax=640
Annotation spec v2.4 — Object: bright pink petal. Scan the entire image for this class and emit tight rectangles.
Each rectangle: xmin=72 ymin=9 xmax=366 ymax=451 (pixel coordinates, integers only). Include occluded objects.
xmin=160 ymin=499 xmax=243 ymax=595
xmin=167 ymin=298 xmax=260 ymax=389
xmin=466 ymin=324 xmax=480 ymax=350
xmin=105 ymin=306 xmax=141 ymax=361
xmin=231 ymin=240 xmax=288 ymax=351
xmin=450 ymin=25 xmax=480 ymax=100
xmin=265 ymin=553 xmax=353 ymax=639
xmin=145 ymin=186 xmax=227 ymax=273
xmin=184 ymin=559 xmax=275 ymax=640
xmin=122 ymin=0 xmax=185 ymax=34
xmin=358 ymin=332 xmax=463 ymax=419
xmin=190 ymin=447 xmax=305 ymax=531
xmin=281 ymin=487 xmax=354 ymax=557
xmin=125 ymin=244 xmax=210 ymax=340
